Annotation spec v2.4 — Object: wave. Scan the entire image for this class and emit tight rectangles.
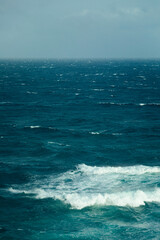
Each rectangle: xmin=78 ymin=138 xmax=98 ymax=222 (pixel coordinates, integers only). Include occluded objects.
xmin=24 ymin=126 xmax=113 ymax=137
xmin=24 ymin=126 xmax=58 ymax=131
xmin=89 ymin=131 xmax=101 ymax=135
xmin=28 ymin=125 xmax=41 ymax=129
xmin=48 ymin=141 xmax=70 ymax=147
xmin=139 ymin=103 xmax=160 ymax=106
xmin=8 ymin=187 xmax=160 ymax=209
xmin=0 ymin=102 xmax=23 ymax=106
xmin=0 ymin=101 xmax=13 ymax=105
xmin=62 ymin=189 xmax=160 ymax=209
xmin=8 ymin=164 xmax=160 ymax=209
xmin=26 ymin=91 xmax=38 ymax=94
xmin=77 ymin=164 xmax=160 ymax=175
xmin=89 ymin=131 xmax=123 ymax=136
xmin=92 ymin=89 xmax=105 ymax=91
xmin=98 ymin=102 xmax=160 ymax=107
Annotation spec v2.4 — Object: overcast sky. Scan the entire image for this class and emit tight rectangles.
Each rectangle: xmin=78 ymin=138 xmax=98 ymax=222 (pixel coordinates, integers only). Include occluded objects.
xmin=0 ymin=0 xmax=160 ymax=58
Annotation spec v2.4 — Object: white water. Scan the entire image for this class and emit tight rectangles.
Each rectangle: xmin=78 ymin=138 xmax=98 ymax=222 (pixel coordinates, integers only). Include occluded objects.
xmin=9 ymin=164 xmax=160 ymax=209
xmin=78 ymin=164 xmax=160 ymax=175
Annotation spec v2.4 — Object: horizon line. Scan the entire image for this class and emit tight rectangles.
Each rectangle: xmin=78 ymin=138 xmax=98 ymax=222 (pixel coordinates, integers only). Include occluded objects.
xmin=0 ymin=57 xmax=160 ymax=61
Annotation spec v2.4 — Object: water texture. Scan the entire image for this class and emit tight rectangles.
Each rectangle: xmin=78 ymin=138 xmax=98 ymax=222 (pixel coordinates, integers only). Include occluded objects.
xmin=0 ymin=59 xmax=160 ymax=239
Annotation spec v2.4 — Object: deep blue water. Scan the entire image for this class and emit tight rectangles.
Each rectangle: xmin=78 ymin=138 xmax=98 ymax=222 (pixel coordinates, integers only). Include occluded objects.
xmin=0 ymin=59 xmax=160 ymax=239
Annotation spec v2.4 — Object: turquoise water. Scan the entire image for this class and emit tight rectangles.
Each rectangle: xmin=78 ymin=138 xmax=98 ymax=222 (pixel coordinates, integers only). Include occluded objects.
xmin=0 ymin=59 xmax=160 ymax=239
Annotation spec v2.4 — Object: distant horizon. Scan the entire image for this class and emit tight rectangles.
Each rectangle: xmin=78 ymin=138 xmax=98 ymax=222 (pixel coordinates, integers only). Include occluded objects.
xmin=1 ymin=57 xmax=160 ymax=61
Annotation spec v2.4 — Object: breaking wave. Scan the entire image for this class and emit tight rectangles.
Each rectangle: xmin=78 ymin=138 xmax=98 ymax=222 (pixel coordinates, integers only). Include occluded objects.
xmin=77 ymin=164 xmax=160 ymax=175
xmin=9 ymin=164 xmax=160 ymax=209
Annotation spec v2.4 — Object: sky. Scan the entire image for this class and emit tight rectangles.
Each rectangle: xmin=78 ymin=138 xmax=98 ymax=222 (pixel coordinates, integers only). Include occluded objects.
xmin=0 ymin=0 xmax=160 ymax=59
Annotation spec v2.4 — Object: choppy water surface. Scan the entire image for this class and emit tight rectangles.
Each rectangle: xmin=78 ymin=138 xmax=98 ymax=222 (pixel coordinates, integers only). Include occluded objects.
xmin=0 ymin=59 xmax=160 ymax=239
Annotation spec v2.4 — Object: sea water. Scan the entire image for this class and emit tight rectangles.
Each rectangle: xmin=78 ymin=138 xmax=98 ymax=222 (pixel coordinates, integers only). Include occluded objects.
xmin=0 ymin=59 xmax=160 ymax=239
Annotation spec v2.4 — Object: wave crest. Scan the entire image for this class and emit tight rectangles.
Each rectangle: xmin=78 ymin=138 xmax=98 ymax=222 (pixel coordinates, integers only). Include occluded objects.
xmin=8 ymin=164 xmax=160 ymax=209
xmin=77 ymin=164 xmax=160 ymax=175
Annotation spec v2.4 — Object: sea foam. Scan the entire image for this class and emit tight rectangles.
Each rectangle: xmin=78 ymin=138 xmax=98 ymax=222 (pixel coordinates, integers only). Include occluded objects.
xmin=77 ymin=164 xmax=160 ymax=175
xmin=9 ymin=164 xmax=160 ymax=209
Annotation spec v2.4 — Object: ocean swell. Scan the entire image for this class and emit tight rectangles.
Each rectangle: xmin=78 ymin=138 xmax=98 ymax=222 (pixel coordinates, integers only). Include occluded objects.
xmin=8 ymin=164 xmax=160 ymax=209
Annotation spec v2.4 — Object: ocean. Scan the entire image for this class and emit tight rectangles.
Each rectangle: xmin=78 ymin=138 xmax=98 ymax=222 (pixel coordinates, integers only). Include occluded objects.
xmin=0 ymin=59 xmax=160 ymax=239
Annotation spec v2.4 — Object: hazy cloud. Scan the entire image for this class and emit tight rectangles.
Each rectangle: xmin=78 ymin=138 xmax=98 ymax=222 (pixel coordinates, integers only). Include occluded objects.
xmin=0 ymin=0 xmax=160 ymax=58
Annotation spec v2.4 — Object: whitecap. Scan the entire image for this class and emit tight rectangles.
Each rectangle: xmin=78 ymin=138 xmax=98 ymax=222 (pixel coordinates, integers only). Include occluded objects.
xmin=77 ymin=164 xmax=160 ymax=175
xmin=139 ymin=103 xmax=160 ymax=107
xmin=89 ymin=132 xmax=100 ymax=135
xmin=137 ymin=75 xmax=146 ymax=80
xmin=29 ymin=126 xmax=41 ymax=129
xmin=57 ymin=189 xmax=160 ymax=209
xmin=48 ymin=141 xmax=70 ymax=147
xmin=112 ymin=133 xmax=123 ymax=136
xmin=9 ymin=164 xmax=160 ymax=209
xmin=92 ymin=89 xmax=104 ymax=91
xmin=139 ymin=103 xmax=145 ymax=106
xmin=9 ymin=188 xmax=28 ymax=194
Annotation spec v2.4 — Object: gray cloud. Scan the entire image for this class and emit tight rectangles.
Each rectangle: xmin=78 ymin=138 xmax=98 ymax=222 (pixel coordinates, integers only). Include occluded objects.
xmin=0 ymin=0 xmax=160 ymax=58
